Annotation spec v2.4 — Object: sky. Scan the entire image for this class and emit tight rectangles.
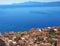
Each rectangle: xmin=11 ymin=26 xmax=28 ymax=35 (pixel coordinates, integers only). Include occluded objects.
xmin=0 ymin=0 xmax=60 ymax=4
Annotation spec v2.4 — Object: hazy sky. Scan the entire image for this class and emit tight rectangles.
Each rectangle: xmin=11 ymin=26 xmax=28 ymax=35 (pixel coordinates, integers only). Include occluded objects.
xmin=0 ymin=0 xmax=60 ymax=4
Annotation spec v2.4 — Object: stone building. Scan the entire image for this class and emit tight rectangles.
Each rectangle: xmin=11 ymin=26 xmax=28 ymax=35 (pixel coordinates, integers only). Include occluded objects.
xmin=0 ymin=39 xmax=7 ymax=46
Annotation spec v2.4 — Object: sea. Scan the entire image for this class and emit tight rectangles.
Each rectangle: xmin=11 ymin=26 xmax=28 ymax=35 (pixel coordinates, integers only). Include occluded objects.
xmin=0 ymin=6 xmax=60 ymax=32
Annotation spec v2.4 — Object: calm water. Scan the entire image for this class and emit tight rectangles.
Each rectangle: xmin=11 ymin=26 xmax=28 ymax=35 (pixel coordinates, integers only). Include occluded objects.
xmin=0 ymin=6 xmax=60 ymax=32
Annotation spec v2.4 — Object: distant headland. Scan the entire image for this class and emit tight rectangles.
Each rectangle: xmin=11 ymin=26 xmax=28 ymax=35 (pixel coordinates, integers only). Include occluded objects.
xmin=0 ymin=1 xmax=60 ymax=8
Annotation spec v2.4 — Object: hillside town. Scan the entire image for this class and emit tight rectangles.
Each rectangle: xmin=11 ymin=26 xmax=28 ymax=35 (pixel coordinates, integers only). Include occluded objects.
xmin=0 ymin=26 xmax=60 ymax=46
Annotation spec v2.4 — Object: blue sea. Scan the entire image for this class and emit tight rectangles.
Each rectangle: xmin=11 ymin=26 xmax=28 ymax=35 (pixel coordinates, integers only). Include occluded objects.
xmin=0 ymin=6 xmax=60 ymax=32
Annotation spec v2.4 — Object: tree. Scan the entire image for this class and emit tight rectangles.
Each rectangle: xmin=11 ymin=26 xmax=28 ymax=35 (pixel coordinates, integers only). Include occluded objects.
xmin=49 ymin=29 xmax=55 ymax=36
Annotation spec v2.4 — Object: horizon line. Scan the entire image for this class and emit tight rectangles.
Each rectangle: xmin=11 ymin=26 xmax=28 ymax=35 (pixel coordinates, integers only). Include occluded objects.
xmin=0 ymin=1 xmax=60 ymax=5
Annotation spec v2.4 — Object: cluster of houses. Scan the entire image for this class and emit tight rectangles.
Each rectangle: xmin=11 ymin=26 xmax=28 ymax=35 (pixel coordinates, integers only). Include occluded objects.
xmin=0 ymin=26 xmax=60 ymax=46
